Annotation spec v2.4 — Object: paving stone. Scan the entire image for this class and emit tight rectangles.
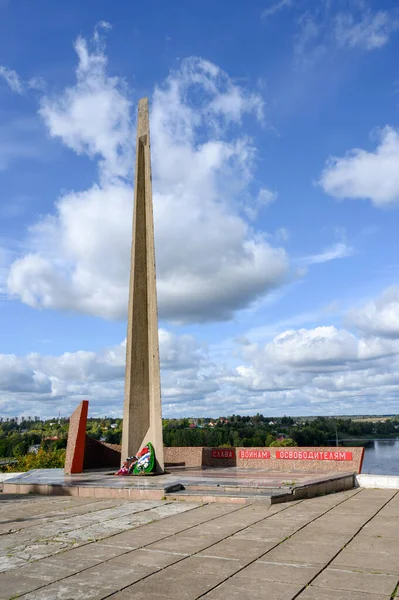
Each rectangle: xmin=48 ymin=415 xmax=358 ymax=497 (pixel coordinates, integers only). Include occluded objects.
xmin=247 ymin=522 xmax=300 ymax=537
xmin=95 ymin=528 xmax=161 ymax=549
xmin=21 ymin=581 xmax=112 ymax=600
xmin=331 ymin=547 xmax=399 ymax=575
xmin=47 ymin=542 xmax=129 ymax=566
xmin=346 ymin=534 xmax=399 ymax=555
xmin=10 ymin=540 xmax=74 ymax=561
xmin=121 ymin=570 xmax=226 ymax=600
xmin=52 ymin=522 xmax=126 ymax=544
xmin=22 ymin=562 xmax=155 ymax=600
xmin=311 ymin=567 xmax=398 ymax=595
xmin=157 ymin=503 xmax=238 ymax=526
xmin=74 ymin=559 xmax=156 ymax=588
xmin=301 ymin=514 xmax=367 ymax=534
xmin=149 ymin=502 xmax=201 ymax=519
xmin=296 ymin=585 xmax=391 ymax=599
xmin=197 ymin=537 xmax=273 ymax=561
xmin=334 ymin=495 xmax=390 ymax=507
xmin=1 ymin=500 xmax=155 ymax=544
xmin=3 ymin=555 xmax=83 ymax=581
xmin=112 ymin=547 xmax=185 ymax=569
xmin=357 ymin=489 xmax=396 ymax=500
xmin=111 ymin=592 xmax=171 ymax=600
xmin=235 ymin=560 xmax=320 ymax=585
xmin=187 ymin=522 xmax=241 ymax=537
xmin=200 ymin=576 xmax=303 ymax=600
xmin=179 ymin=554 xmax=244 ymax=576
xmin=376 ymin=506 xmax=399 ymax=518
xmin=320 ymin=505 xmax=379 ymax=519
xmin=264 ymin=540 xmax=340 ymax=566
xmin=211 ymin=509 xmax=270 ymax=529
xmin=290 ymin=528 xmax=352 ymax=546
xmin=130 ymin=520 xmax=191 ymax=535
xmin=0 ymin=572 xmax=44 ymax=599
xmin=0 ymin=490 xmax=398 ymax=600
xmin=0 ymin=554 xmax=26 ymax=573
xmin=147 ymin=533 xmax=222 ymax=554
xmin=230 ymin=527 xmax=284 ymax=543
xmin=362 ymin=517 xmax=399 ymax=539
xmin=266 ymin=513 xmax=315 ymax=526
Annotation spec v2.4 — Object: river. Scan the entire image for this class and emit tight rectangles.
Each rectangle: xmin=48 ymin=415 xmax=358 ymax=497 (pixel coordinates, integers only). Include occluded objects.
xmin=362 ymin=438 xmax=399 ymax=475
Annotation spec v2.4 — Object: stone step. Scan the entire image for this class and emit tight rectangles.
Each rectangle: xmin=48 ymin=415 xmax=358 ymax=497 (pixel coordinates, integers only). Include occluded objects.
xmin=165 ymin=487 xmax=293 ymax=505
xmin=182 ymin=484 xmax=288 ymax=494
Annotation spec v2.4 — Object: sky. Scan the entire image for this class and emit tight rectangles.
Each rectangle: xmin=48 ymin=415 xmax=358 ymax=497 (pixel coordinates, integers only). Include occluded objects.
xmin=1 ymin=0 xmax=399 ymax=419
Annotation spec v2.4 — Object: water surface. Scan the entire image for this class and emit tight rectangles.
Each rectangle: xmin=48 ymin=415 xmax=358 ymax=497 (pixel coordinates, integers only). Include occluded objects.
xmin=362 ymin=438 xmax=399 ymax=475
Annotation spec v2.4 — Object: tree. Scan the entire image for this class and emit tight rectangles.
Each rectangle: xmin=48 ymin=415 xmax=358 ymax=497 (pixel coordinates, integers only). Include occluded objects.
xmin=13 ymin=441 xmax=29 ymax=457
xmin=269 ymin=437 xmax=297 ymax=447
xmin=265 ymin=434 xmax=275 ymax=447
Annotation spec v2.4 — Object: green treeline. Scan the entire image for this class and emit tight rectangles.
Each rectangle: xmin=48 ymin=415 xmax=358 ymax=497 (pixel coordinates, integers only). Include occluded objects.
xmin=162 ymin=415 xmax=399 ymax=447
xmin=0 ymin=417 xmax=122 ymax=463
xmin=1 ymin=414 xmax=398 ymax=469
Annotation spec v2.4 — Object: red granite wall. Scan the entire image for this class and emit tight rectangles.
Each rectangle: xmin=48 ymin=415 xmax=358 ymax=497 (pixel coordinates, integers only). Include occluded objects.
xmin=83 ymin=438 xmax=121 ymax=470
xmin=65 ymin=400 xmax=122 ymax=473
xmin=164 ymin=446 xmax=205 ymax=468
xmin=64 ymin=400 xmax=88 ymax=474
xmin=164 ymin=446 xmax=364 ymax=473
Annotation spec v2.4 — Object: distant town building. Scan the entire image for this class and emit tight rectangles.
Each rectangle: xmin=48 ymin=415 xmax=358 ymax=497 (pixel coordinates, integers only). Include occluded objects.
xmin=28 ymin=444 xmax=41 ymax=454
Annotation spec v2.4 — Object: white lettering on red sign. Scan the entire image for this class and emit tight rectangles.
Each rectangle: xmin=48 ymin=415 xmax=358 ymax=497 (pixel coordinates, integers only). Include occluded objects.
xmin=275 ymin=450 xmax=353 ymax=461
xmin=211 ymin=449 xmax=235 ymax=459
xmin=238 ymin=450 xmax=271 ymax=460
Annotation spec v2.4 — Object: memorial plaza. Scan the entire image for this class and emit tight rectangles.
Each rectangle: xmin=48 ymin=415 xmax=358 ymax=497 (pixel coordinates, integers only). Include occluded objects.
xmin=1 ymin=487 xmax=399 ymax=600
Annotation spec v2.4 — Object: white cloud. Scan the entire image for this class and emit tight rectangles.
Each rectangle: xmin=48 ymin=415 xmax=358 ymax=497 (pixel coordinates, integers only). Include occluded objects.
xmin=0 ymin=329 xmax=222 ymax=419
xmin=7 ymin=29 xmax=290 ymax=324
xmin=243 ymin=187 xmax=277 ymax=220
xmin=0 ymin=354 xmax=51 ymax=394
xmin=0 ymin=66 xmax=23 ymax=94
xmin=302 ymin=241 xmax=353 ymax=265
xmin=294 ymin=13 xmax=326 ymax=67
xmin=348 ymin=286 xmax=399 ymax=339
xmin=275 ymin=227 xmax=290 ymax=242
xmin=3 ymin=293 xmax=399 ymax=417
xmin=39 ymin=33 xmax=133 ymax=181
xmin=334 ymin=9 xmax=399 ymax=51
xmin=28 ymin=77 xmax=46 ymax=92
xmin=263 ymin=326 xmax=359 ymax=368
xmin=255 ymin=326 xmax=398 ymax=369
xmin=319 ymin=127 xmax=399 ymax=207
xmin=261 ymin=0 xmax=292 ymax=20
xmin=229 ymin=323 xmax=399 ymax=415
xmin=294 ymin=4 xmax=398 ymax=66
xmin=8 ymin=184 xmax=134 ymax=318
xmin=0 ymin=66 xmax=46 ymax=94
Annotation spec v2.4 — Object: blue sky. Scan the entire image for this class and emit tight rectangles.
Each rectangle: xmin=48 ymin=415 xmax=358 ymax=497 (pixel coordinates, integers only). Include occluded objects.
xmin=1 ymin=0 xmax=399 ymax=418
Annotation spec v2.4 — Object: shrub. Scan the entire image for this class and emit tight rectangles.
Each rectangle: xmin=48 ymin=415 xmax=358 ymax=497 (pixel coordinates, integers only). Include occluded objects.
xmin=7 ymin=448 xmax=66 ymax=472
xmin=269 ymin=437 xmax=298 ymax=447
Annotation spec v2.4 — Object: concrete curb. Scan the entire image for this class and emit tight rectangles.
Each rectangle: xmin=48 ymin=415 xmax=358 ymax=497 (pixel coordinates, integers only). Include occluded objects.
xmin=0 ymin=472 xmax=23 ymax=492
xmin=356 ymin=474 xmax=399 ymax=489
xmin=0 ymin=472 xmax=23 ymax=482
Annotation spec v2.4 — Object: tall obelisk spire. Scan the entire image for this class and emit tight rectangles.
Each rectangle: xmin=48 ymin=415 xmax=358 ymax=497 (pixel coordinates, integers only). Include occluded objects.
xmin=121 ymin=98 xmax=164 ymax=473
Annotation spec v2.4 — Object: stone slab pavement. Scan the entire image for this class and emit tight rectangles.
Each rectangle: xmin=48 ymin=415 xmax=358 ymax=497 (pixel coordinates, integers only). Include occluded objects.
xmin=0 ymin=488 xmax=398 ymax=599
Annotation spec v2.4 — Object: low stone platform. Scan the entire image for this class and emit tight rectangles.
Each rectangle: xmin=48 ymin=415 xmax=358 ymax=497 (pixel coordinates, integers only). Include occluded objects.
xmin=2 ymin=467 xmax=355 ymax=504
xmin=1 ymin=488 xmax=398 ymax=599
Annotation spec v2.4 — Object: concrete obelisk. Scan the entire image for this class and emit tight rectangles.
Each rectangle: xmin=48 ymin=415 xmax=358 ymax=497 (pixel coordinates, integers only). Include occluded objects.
xmin=121 ymin=97 xmax=164 ymax=473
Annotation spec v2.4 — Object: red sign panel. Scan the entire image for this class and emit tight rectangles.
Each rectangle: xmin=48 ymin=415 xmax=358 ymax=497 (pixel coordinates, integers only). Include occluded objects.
xmin=276 ymin=450 xmax=353 ymax=461
xmin=212 ymin=449 xmax=235 ymax=459
xmin=239 ymin=450 xmax=270 ymax=460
